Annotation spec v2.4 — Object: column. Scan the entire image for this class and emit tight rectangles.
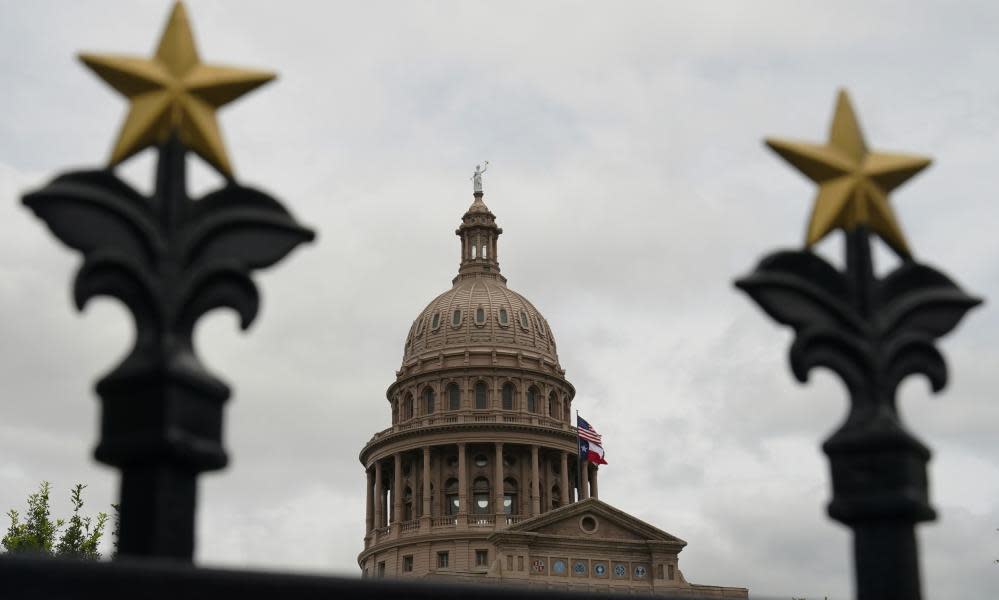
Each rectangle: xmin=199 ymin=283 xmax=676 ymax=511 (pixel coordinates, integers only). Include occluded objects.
xmin=530 ymin=445 xmax=541 ymax=516
xmin=422 ymin=446 xmax=432 ymax=517
xmin=494 ymin=442 xmax=505 ymax=521
xmin=393 ymin=453 xmax=403 ymax=524
xmin=590 ymin=464 xmax=599 ymax=499
xmin=559 ymin=451 xmax=570 ymax=505
xmin=458 ymin=443 xmax=468 ymax=515
xmin=365 ymin=467 xmax=374 ymax=533
xmin=373 ymin=460 xmax=383 ymax=528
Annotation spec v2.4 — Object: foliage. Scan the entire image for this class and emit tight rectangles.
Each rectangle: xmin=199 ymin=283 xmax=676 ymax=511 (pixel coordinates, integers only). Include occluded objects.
xmin=2 ymin=482 xmax=109 ymax=560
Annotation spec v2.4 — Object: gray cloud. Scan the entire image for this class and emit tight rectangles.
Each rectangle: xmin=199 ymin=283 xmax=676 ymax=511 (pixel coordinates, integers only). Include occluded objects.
xmin=2 ymin=2 xmax=998 ymax=598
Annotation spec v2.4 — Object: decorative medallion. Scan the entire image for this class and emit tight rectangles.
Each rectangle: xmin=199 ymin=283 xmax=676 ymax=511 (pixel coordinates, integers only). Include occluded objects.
xmin=573 ymin=560 xmax=588 ymax=575
xmin=594 ymin=562 xmax=607 ymax=577
xmin=613 ymin=563 xmax=627 ymax=578
xmin=552 ymin=559 xmax=567 ymax=575
xmin=532 ymin=559 xmax=546 ymax=573
xmin=634 ymin=565 xmax=648 ymax=579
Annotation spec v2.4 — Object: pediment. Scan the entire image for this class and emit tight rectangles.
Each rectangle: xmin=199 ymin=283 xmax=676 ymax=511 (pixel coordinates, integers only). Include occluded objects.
xmin=504 ymin=498 xmax=686 ymax=545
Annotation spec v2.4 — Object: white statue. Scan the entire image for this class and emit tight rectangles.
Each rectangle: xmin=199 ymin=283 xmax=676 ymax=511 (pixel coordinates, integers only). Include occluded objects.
xmin=471 ymin=161 xmax=489 ymax=193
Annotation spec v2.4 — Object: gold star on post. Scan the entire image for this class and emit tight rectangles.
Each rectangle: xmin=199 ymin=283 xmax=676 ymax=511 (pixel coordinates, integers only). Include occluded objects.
xmin=79 ymin=1 xmax=275 ymax=177
xmin=765 ymin=90 xmax=931 ymax=257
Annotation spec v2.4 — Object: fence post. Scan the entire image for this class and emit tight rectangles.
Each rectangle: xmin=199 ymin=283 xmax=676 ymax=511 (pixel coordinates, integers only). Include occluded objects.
xmin=21 ymin=2 xmax=314 ymax=560
xmin=735 ymin=90 xmax=981 ymax=600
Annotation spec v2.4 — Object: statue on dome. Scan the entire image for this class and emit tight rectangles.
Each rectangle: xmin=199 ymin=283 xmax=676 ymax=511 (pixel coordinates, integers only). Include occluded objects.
xmin=471 ymin=161 xmax=489 ymax=193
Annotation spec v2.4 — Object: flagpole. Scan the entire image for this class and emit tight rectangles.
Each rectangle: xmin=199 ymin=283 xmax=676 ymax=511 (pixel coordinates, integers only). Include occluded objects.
xmin=575 ymin=409 xmax=583 ymax=502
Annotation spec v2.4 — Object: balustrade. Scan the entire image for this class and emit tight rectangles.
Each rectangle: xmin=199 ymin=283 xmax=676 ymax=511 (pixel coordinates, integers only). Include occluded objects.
xmin=432 ymin=516 xmax=457 ymax=528
xmin=368 ymin=410 xmax=569 ymax=445
xmin=469 ymin=515 xmax=495 ymax=527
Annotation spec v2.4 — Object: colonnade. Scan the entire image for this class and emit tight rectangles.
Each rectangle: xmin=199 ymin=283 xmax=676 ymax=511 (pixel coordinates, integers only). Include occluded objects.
xmin=364 ymin=443 xmax=600 ymax=533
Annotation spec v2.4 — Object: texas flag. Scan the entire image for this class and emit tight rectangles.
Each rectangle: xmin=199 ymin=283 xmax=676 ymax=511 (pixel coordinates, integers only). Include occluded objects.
xmin=577 ymin=415 xmax=608 ymax=465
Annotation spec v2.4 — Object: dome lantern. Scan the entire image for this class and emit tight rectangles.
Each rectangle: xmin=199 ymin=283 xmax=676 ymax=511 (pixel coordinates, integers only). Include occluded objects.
xmin=455 ymin=190 xmax=504 ymax=282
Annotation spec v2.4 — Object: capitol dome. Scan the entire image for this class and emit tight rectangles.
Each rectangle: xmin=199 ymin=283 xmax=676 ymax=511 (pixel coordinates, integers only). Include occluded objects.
xmin=400 ymin=193 xmax=562 ymax=372
xmin=403 ymin=275 xmax=559 ymax=366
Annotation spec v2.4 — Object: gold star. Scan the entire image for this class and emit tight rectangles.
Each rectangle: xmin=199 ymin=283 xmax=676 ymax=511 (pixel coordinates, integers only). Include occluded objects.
xmin=765 ymin=89 xmax=931 ymax=257
xmin=78 ymin=1 xmax=275 ymax=177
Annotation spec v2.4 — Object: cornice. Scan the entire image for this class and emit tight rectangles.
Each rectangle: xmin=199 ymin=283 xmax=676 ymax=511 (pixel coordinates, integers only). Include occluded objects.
xmin=359 ymin=420 xmax=578 ymax=465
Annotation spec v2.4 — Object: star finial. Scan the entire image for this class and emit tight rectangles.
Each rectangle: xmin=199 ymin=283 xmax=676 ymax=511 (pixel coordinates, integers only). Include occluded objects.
xmin=765 ymin=89 xmax=931 ymax=257
xmin=78 ymin=1 xmax=275 ymax=177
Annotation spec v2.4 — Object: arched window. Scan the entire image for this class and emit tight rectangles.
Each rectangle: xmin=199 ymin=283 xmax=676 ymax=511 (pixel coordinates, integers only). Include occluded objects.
xmin=527 ymin=387 xmax=538 ymax=414
xmin=472 ymin=244 xmax=477 ymax=259
xmin=503 ymin=478 xmax=519 ymax=515
xmin=475 ymin=306 xmax=485 ymax=325
xmin=519 ymin=311 xmax=530 ymax=329
xmin=475 ymin=382 xmax=487 ymax=409
xmin=424 ymin=387 xmax=435 ymax=415
xmin=403 ymin=393 xmax=414 ymax=420
xmin=472 ymin=477 xmax=490 ymax=514
xmin=498 ymin=308 xmax=509 ymax=326
xmin=482 ymin=244 xmax=488 ymax=259
xmin=447 ymin=383 xmax=460 ymax=410
xmin=548 ymin=391 xmax=557 ymax=418
xmin=452 ymin=309 xmax=462 ymax=327
xmin=502 ymin=383 xmax=514 ymax=410
xmin=431 ymin=312 xmax=441 ymax=330
xmin=445 ymin=478 xmax=460 ymax=515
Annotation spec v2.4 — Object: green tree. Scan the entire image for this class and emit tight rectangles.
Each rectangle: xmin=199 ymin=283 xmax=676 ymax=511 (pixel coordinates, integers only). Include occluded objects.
xmin=2 ymin=482 xmax=108 ymax=559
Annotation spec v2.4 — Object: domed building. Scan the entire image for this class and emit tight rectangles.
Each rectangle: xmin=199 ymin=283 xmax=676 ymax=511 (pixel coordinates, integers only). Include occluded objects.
xmin=358 ymin=182 xmax=747 ymax=598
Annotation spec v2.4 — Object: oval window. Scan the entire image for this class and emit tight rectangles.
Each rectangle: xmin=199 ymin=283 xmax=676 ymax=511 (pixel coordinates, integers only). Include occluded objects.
xmin=452 ymin=309 xmax=462 ymax=327
xmin=519 ymin=311 xmax=530 ymax=329
xmin=475 ymin=306 xmax=485 ymax=325
xmin=498 ymin=308 xmax=508 ymax=326
xmin=431 ymin=312 xmax=441 ymax=330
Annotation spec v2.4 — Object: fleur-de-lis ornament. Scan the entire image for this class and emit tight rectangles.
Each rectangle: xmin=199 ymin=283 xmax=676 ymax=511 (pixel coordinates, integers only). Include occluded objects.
xmin=22 ymin=2 xmax=314 ymax=560
xmin=736 ymin=90 xmax=981 ymax=600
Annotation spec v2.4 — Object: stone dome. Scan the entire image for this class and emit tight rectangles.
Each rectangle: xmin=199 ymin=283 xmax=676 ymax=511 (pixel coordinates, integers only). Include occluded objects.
xmin=401 ymin=191 xmax=560 ymax=367
xmin=402 ymin=276 xmax=559 ymax=365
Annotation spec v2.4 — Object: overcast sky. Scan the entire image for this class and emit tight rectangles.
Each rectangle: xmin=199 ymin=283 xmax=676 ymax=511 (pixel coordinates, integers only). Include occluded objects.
xmin=2 ymin=1 xmax=998 ymax=598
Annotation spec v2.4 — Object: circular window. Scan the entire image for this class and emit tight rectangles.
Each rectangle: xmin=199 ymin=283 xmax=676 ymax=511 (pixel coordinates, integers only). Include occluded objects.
xmin=634 ymin=565 xmax=648 ymax=579
xmin=579 ymin=515 xmax=598 ymax=533
xmin=552 ymin=559 xmax=566 ymax=575
xmin=573 ymin=561 xmax=587 ymax=575
xmin=474 ymin=454 xmax=488 ymax=467
xmin=614 ymin=564 xmax=627 ymax=578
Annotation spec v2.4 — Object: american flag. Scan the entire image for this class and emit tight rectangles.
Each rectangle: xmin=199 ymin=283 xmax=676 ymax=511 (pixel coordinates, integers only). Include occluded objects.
xmin=576 ymin=415 xmax=602 ymax=444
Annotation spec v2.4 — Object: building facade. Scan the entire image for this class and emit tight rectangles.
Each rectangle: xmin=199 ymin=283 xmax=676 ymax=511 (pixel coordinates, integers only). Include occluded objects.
xmin=358 ymin=188 xmax=747 ymax=597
